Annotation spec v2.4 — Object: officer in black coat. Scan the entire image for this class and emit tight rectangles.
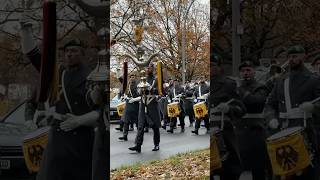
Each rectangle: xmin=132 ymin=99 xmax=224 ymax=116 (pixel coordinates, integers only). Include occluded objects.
xmin=209 ymin=56 xmax=246 ymax=180
xmin=21 ymin=37 xmax=99 ymax=180
xmin=264 ymin=45 xmax=320 ymax=180
xmin=118 ymin=73 xmax=140 ymax=141
xmin=167 ymin=79 xmax=186 ymax=133
xmin=236 ymin=61 xmax=269 ymax=180
xmin=192 ymin=76 xmax=210 ymax=135
xmin=129 ymin=65 xmax=161 ymax=153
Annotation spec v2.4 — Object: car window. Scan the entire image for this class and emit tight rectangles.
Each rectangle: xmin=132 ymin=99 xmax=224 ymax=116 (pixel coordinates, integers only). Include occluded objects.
xmin=3 ymin=102 xmax=26 ymax=125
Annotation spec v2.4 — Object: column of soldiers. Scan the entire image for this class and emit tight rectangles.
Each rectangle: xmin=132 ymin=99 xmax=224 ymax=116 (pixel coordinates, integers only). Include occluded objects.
xmin=115 ymin=62 xmax=212 ymax=153
xmin=211 ymin=45 xmax=320 ymax=180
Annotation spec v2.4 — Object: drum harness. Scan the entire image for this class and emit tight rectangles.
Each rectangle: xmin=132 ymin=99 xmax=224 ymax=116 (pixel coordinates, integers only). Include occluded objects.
xmin=281 ymin=78 xmax=320 ymax=129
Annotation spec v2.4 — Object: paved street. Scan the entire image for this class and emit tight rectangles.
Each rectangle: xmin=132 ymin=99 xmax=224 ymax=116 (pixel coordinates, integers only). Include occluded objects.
xmin=110 ymin=118 xmax=210 ymax=170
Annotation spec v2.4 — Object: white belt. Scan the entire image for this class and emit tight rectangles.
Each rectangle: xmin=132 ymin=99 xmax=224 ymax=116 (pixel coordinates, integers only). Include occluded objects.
xmin=279 ymin=108 xmax=312 ymax=119
xmin=242 ymin=113 xmax=264 ymax=119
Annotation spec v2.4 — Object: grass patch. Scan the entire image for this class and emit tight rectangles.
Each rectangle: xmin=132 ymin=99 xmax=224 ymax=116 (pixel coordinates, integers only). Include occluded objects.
xmin=110 ymin=148 xmax=210 ymax=180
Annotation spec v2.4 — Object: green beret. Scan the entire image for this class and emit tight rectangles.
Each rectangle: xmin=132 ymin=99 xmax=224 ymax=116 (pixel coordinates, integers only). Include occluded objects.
xmin=63 ymin=38 xmax=83 ymax=50
xmin=239 ymin=61 xmax=254 ymax=70
xmin=287 ymin=45 xmax=305 ymax=55
xmin=312 ymin=54 xmax=320 ymax=65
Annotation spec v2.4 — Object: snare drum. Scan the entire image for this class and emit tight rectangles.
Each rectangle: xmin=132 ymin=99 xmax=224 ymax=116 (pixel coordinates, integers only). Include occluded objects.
xmin=167 ymin=102 xmax=180 ymax=117
xmin=22 ymin=126 xmax=50 ymax=172
xmin=211 ymin=128 xmax=228 ymax=171
xmin=116 ymin=102 xmax=126 ymax=117
xmin=266 ymin=127 xmax=311 ymax=176
xmin=193 ymin=102 xmax=208 ymax=119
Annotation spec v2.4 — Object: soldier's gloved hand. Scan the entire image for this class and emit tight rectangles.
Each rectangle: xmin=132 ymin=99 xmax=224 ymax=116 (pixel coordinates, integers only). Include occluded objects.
xmin=60 ymin=113 xmax=80 ymax=132
xmin=216 ymin=103 xmax=230 ymax=113
xmin=129 ymin=97 xmax=141 ymax=103
xmin=268 ymin=118 xmax=279 ymax=129
xmin=24 ymin=120 xmax=37 ymax=130
xmin=299 ymin=101 xmax=314 ymax=112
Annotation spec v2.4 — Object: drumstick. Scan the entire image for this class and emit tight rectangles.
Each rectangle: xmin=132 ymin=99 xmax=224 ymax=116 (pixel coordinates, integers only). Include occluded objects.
xmin=311 ymin=96 xmax=320 ymax=104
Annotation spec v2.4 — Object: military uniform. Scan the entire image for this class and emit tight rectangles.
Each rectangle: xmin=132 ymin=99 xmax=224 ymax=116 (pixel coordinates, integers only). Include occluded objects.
xmin=237 ymin=77 xmax=269 ymax=180
xmin=210 ymin=75 xmax=246 ymax=180
xmin=264 ymin=46 xmax=320 ymax=180
xmin=26 ymin=47 xmax=96 ymax=180
xmin=120 ymin=79 xmax=140 ymax=140
xmin=184 ymin=84 xmax=195 ymax=126
xmin=192 ymin=82 xmax=210 ymax=133
xmin=167 ymin=83 xmax=186 ymax=133
xmin=130 ymin=73 xmax=161 ymax=152
xmin=159 ymin=86 xmax=170 ymax=129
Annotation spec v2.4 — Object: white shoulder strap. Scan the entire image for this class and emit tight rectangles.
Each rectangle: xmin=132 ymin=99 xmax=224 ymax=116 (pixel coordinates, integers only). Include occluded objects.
xmin=61 ymin=70 xmax=73 ymax=113
xmin=284 ymin=78 xmax=291 ymax=112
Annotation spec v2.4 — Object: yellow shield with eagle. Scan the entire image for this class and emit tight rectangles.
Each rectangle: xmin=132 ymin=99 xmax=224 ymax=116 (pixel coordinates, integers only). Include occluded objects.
xmin=22 ymin=127 xmax=50 ymax=172
xmin=193 ymin=102 xmax=208 ymax=119
xmin=211 ymin=134 xmax=222 ymax=170
xmin=167 ymin=102 xmax=180 ymax=117
xmin=117 ymin=102 xmax=126 ymax=117
xmin=267 ymin=129 xmax=311 ymax=176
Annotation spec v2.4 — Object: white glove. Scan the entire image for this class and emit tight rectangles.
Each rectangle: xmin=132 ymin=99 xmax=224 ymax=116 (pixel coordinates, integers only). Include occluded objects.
xmin=32 ymin=110 xmax=47 ymax=125
xmin=268 ymin=118 xmax=279 ymax=129
xmin=60 ymin=111 xmax=99 ymax=131
xmin=116 ymin=68 xmax=121 ymax=79
xmin=20 ymin=10 xmax=36 ymax=54
xmin=216 ymin=103 xmax=230 ymax=113
xmin=203 ymin=93 xmax=209 ymax=99
xmin=299 ymin=102 xmax=314 ymax=113
xmin=129 ymin=97 xmax=141 ymax=103
xmin=24 ymin=120 xmax=37 ymax=130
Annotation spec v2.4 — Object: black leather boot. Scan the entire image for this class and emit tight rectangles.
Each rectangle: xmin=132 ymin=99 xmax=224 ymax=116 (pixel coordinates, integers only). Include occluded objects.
xmin=128 ymin=145 xmax=141 ymax=153
xmin=119 ymin=135 xmax=128 ymax=141
xmin=152 ymin=145 xmax=160 ymax=151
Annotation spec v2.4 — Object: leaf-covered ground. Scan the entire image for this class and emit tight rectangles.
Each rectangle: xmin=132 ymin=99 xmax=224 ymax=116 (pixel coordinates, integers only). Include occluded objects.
xmin=110 ymin=149 xmax=210 ymax=180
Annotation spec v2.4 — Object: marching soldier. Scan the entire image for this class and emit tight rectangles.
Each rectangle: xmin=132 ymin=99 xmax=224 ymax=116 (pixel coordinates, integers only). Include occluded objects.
xmin=209 ymin=56 xmax=246 ymax=180
xmin=167 ymin=79 xmax=186 ymax=133
xmin=264 ymin=45 xmax=320 ymax=180
xmin=265 ymin=47 xmax=286 ymax=94
xmin=159 ymin=81 xmax=170 ymax=130
xmin=118 ymin=72 xmax=140 ymax=141
xmin=192 ymin=76 xmax=210 ymax=135
xmin=20 ymin=11 xmax=101 ymax=178
xmin=237 ymin=61 xmax=269 ymax=180
xmin=184 ymin=81 xmax=195 ymax=127
xmin=128 ymin=64 xmax=161 ymax=153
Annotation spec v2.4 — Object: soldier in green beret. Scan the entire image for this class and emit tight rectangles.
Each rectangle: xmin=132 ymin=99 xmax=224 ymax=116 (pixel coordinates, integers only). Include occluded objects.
xmin=264 ymin=45 xmax=320 ymax=179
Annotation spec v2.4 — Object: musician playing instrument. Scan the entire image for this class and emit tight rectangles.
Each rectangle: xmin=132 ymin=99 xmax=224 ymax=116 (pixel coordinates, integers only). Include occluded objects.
xmin=20 ymin=8 xmax=100 ymax=179
xmin=264 ymin=45 xmax=320 ymax=179
xmin=118 ymin=72 xmax=140 ymax=141
xmin=128 ymin=64 xmax=161 ymax=153
xmin=191 ymin=76 xmax=210 ymax=135
xmin=236 ymin=61 xmax=269 ymax=180
xmin=167 ymin=78 xmax=186 ymax=133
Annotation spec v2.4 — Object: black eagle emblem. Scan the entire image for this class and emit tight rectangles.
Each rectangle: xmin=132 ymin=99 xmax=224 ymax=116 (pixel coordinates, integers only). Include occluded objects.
xmin=275 ymin=145 xmax=298 ymax=171
xmin=28 ymin=144 xmax=44 ymax=167
xmin=196 ymin=107 xmax=203 ymax=116
xmin=169 ymin=107 xmax=176 ymax=115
